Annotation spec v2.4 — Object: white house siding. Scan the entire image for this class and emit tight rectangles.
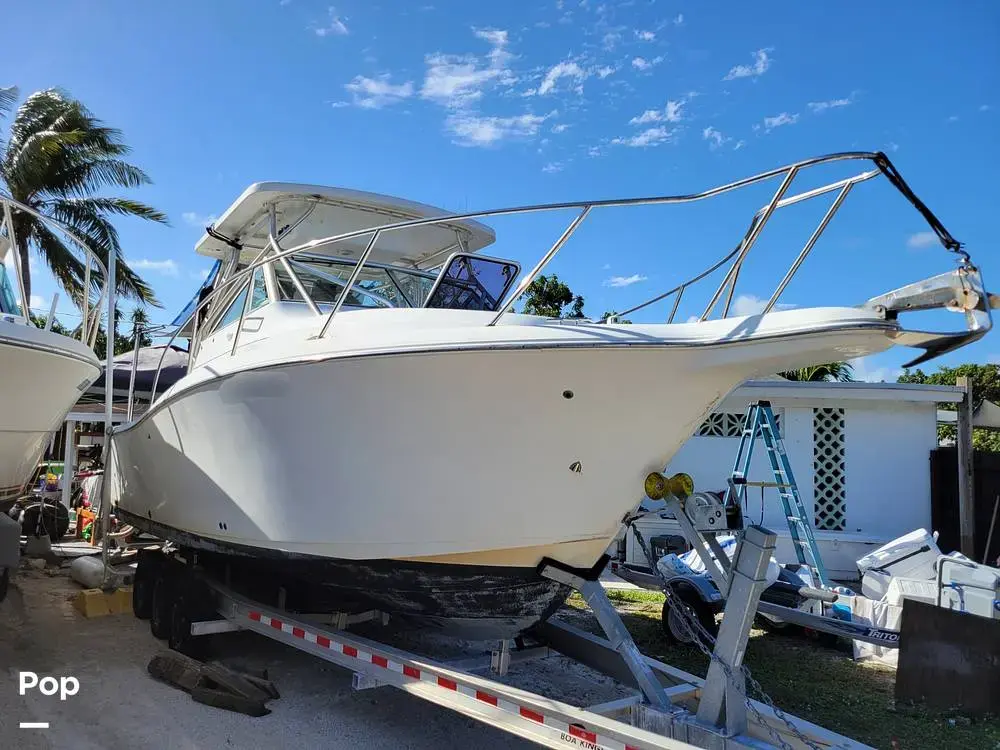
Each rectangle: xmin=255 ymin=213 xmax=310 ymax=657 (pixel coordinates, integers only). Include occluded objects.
xmin=843 ymin=401 xmax=937 ymax=537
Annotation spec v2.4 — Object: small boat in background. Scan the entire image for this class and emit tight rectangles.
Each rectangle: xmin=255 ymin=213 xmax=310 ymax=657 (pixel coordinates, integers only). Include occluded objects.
xmin=0 ymin=196 xmax=107 ymax=510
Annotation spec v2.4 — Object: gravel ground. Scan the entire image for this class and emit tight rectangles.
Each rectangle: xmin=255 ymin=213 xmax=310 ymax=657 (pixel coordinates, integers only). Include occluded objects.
xmin=0 ymin=564 xmax=547 ymax=750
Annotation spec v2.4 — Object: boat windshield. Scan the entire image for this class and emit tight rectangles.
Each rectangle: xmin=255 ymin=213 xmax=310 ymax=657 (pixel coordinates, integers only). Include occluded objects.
xmin=275 ymin=257 xmax=437 ymax=308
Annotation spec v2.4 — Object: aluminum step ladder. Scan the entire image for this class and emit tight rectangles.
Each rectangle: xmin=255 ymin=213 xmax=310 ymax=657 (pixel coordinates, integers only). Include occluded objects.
xmin=724 ymin=400 xmax=832 ymax=589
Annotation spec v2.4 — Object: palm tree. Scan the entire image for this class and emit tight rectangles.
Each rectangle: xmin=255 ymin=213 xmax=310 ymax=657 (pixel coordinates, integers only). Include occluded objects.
xmin=0 ymin=86 xmax=167 ymax=309
xmin=778 ymin=362 xmax=855 ymax=382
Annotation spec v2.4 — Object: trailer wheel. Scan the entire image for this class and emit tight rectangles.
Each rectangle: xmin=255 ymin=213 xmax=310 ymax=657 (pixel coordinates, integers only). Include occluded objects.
xmin=150 ymin=571 xmax=174 ymax=640
xmin=661 ymin=586 xmax=718 ymax=646
xmin=0 ymin=568 xmax=8 ymax=604
xmin=168 ymin=594 xmax=200 ymax=657
xmin=133 ymin=566 xmax=155 ymax=620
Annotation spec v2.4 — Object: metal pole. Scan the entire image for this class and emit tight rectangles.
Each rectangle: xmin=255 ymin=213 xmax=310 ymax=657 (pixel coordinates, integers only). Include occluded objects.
xmin=45 ymin=293 xmax=59 ymax=331
xmin=956 ymin=375 xmax=976 ymax=557
xmin=126 ymin=324 xmax=142 ymax=421
xmin=61 ymin=420 xmax=76 ymax=512
xmin=488 ymin=206 xmax=592 ymax=326
xmin=318 ymin=230 xmax=382 ymax=338
xmin=763 ymin=182 xmax=854 ymax=314
xmin=99 ymin=247 xmax=117 ymax=589
xmin=701 ymin=167 xmax=799 ymax=321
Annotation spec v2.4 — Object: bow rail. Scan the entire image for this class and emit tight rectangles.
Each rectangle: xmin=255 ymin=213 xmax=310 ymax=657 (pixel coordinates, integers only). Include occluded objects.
xmin=0 ymin=194 xmax=113 ymax=347
xmin=148 ymin=150 xmax=986 ymax=403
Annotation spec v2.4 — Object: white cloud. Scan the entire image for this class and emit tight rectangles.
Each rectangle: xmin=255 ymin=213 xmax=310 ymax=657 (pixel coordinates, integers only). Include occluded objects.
xmin=602 ymin=263 xmax=611 ymax=270
xmin=946 ymin=114 xmax=959 ymax=123
xmin=192 ymin=268 xmax=212 ymax=281
xmin=850 ymin=355 xmax=902 ymax=383
xmin=131 ymin=259 xmax=179 ymax=277
xmin=807 ymin=97 xmax=852 ymax=113
xmin=421 ymin=28 xmax=514 ymax=107
xmin=587 ymin=145 xmax=603 ymax=157
xmin=762 ymin=112 xmax=799 ymax=131
xmin=612 ymin=126 xmax=672 ymax=147
xmin=182 ymin=212 xmax=217 ymax=228
xmin=314 ymin=6 xmax=349 ymax=36
xmin=542 ymin=162 xmax=563 ymax=173
xmin=602 ymin=31 xmax=622 ymax=50
xmin=887 ymin=141 xmax=899 ymax=152
xmin=537 ymin=60 xmax=587 ymax=95
xmin=702 ymin=126 xmax=729 ymax=149
xmin=730 ymin=294 xmax=794 ymax=316
xmin=29 ymin=294 xmax=47 ymax=310
xmin=723 ymin=48 xmax=771 ymax=80
xmin=629 ymin=98 xmax=684 ymax=125
xmin=551 ymin=123 xmax=570 ymax=133
xmin=635 ymin=29 xmax=655 ymax=41
xmin=980 ymin=104 xmax=991 ymax=112
xmin=631 ymin=56 xmax=663 ymax=71
xmin=604 ymin=273 xmax=647 ymax=288
xmin=907 ymin=231 xmax=937 ymax=249
xmin=446 ymin=111 xmax=554 ymax=147
xmin=596 ymin=65 xmax=615 ymax=79
xmin=344 ymin=74 xmax=414 ymax=109
xmin=673 ymin=13 xmax=684 ymax=25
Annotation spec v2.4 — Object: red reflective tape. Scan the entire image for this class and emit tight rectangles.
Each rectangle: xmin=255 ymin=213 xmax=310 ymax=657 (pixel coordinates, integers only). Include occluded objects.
xmin=403 ymin=665 xmax=420 ymax=679
xmin=626 ymin=745 xmax=641 ymax=750
xmin=519 ymin=707 xmax=544 ymax=723
xmin=568 ymin=726 xmax=597 ymax=744
xmin=372 ymin=655 xmax=388 ymax=668
xmin=475 ymin=691 xmax=498 ymax=706
xmin=343 ymin=645 xmax=358 ymax=658
xmin=291 ymin=627 xmax=305 ymax=639
xmin=437 ymin=677 xmax=457 ymax=690
xmin=249 ymin=612 xmax=262 ymax=622
xmin=270 ymin=618 xmax=283 ymax=630
xmin=315 ymin=635 xmax=330 ymax=648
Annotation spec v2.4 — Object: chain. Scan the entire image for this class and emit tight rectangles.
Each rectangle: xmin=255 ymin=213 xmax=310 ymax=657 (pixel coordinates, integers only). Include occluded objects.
xmin=629 ymin=524 xmax=822 ymax=750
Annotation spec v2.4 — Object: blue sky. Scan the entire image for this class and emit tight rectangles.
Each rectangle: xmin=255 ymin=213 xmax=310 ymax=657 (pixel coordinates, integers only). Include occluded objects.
xmin=3 ymin=0 xmax=998 ymax=380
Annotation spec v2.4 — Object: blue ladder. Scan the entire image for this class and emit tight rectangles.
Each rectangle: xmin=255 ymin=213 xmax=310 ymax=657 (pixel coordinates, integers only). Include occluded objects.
xmin=724 ymin=400 xmax=832 ymax=589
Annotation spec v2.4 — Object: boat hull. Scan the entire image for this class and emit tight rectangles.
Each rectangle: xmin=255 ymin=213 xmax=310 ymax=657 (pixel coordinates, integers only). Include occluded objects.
xmin=0 ymin=322 xmax=100 ymax=503
xmin=110 ymin=324 xmax=895 ymax=637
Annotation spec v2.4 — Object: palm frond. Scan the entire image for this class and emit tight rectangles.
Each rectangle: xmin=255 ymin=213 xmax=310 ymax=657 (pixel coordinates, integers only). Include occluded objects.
xmin=28 ymin=220 xmax=89 ymax=306
xmin=0 ymin=86 xmax=17 ymax=118
xmin=42 ymin=199 xmax=161 ymax=306
xmin=41 ymin=158 xmax=152 ymax=198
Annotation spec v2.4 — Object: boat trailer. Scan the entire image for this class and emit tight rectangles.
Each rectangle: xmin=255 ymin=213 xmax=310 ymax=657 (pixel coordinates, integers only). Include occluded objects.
xmin=132 ymin=505 xmax=869 ymax=749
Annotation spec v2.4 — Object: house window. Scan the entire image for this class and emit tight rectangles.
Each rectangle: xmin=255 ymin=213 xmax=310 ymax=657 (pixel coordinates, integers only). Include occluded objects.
xmin=813 ymin=407 xmax=846 ymax=531
xmin=695 ymin=410 xmax=782 ymax=437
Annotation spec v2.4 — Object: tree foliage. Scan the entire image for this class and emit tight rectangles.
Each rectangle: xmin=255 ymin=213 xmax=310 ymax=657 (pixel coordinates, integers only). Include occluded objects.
xmin=898 ymin=363 xmax=1000 ymax=452
xmin=520 ymin=274 xmax=586 ymax=318
xmin=0 ymin=86 xmax=168 ymax=308
xmin=778 ymin=362 xmax=855 ymax=382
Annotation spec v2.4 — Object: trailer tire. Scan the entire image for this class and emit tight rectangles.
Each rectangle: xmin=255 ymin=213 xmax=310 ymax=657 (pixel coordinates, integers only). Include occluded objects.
xmin=662 ymin=586 xmax=717 ymax=646
xmin=168 ymin=594 xmax=200 ymax=657
xmin=0 ymin=567 xmax=8 ymax=604
xmin=150 ymin=571 xmax=174 ymax=640
xmin=133 ymin=558 xmax=158 ymax=620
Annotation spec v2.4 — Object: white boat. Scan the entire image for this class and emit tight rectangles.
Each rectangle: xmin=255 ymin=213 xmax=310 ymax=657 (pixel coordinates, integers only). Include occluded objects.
xmin=0 ymin=198 xmax=106 ymax=507
xmin=108 ymin=152 xmax=994 ymax=637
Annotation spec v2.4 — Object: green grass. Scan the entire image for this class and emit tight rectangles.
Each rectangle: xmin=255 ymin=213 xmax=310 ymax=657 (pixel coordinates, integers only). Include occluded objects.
xmin=564 ymin=593 xmax=999 ymax=750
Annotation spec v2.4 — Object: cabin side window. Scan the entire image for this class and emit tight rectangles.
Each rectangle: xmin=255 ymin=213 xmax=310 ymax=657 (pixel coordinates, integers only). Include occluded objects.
xmin=0 ymin=266 xmax=20 ymax=315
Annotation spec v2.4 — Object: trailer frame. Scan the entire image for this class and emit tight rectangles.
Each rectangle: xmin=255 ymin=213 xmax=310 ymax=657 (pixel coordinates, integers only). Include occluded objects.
xmin=133 ymin=537 xmax=871 ymax=750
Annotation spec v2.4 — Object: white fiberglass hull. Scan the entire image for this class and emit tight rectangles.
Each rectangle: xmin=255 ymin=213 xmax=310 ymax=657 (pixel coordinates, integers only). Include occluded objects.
xmin=0 ymin=320 xmax=100 ymax=502
xmin=109 ymin=308 xmax=899 ymax=635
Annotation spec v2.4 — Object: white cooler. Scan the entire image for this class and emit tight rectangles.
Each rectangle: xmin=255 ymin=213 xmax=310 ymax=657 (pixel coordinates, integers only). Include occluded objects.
xmin=856 ymin=528 xmax=941 ymax=582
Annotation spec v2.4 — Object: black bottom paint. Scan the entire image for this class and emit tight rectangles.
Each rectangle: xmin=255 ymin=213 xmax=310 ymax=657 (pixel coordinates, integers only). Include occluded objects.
xmin=119 ymin=509 xmax=571 ymax=639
